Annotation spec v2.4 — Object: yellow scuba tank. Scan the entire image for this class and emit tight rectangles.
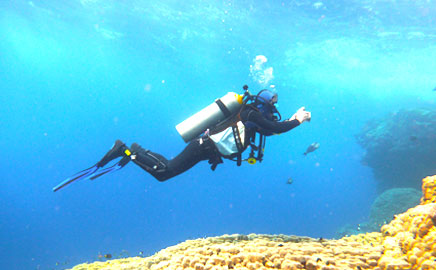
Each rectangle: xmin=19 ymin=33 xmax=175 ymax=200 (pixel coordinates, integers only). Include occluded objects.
xmin=176 ymin=92 xmax=244 ymax=143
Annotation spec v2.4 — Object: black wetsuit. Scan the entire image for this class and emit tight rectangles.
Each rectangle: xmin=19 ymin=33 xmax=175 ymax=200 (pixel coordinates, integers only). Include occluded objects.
xmin=132 ymin=107 xmax=300 ymax=181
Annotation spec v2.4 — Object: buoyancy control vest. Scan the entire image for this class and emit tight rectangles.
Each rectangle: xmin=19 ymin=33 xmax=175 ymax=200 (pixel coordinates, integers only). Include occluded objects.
xmin=175 ymin=85 xmax=280 ymax=168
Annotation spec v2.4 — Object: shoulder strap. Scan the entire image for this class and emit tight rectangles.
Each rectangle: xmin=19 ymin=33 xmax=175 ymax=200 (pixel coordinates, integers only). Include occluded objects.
xmin=209 ymin=106 xmax=243 ymax=135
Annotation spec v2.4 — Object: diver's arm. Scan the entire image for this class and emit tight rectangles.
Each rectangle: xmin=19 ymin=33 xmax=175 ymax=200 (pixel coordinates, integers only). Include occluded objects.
xmin=245 ymin=110 xmax=300 ymax=133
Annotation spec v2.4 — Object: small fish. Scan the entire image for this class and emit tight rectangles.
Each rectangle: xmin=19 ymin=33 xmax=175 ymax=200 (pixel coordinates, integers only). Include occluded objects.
xmin=286 ymin=177 xmax=293 ymax=185
xmin=410 ymin=135 xmax=418 ymax=141
xmin=104 ymin=254 xmax=112 ymax=259
xmin=55 ymin=261 xmax=68 ymax=266
xmin=304 ymin=142 xmax=320 ymax=155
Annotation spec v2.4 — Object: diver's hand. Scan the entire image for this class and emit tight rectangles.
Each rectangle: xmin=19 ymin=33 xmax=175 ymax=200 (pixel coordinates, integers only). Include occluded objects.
xmin=290 ymin=107 xmax=311 ymax=124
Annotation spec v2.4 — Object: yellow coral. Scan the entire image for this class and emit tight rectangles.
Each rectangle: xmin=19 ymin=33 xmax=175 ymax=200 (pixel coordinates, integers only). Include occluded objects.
xmin=421 ymin=175 xmax=436 ymax=204
xmin=68 ymin=234 xmax=383 ymax=270
xmin=67 ymin=175 xmax=436 ymax=270
xmin=377 ymin=174 xmax=436 ymax=270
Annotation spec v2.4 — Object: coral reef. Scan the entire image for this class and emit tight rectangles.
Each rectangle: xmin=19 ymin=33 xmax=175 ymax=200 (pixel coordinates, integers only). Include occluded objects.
xmin=356 ymin=108 xmax=436 ymax=190
xmin=68 ymin=175 xmax=436 ymax=270
xmin=378 ymin=204 xmax=436 ymax=269
xmin=377 ymin=175 xmax=436 ymax=270
xmin=335 ymin=223 xmax=363 ymax=238
xmin=368 ymin=188 xmax=421 ymax=231
xmin=336 ymin=188 xmax=421 ymax=237
xmin=421 ymin=175 xmax=436 ymax=205
xmin=69 ymin=233 xmax=384 ymax=270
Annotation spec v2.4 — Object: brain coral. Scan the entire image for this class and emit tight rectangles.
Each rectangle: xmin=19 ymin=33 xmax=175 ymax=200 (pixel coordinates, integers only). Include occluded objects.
xmin=68 ymin=175 xmax=436 ymax=270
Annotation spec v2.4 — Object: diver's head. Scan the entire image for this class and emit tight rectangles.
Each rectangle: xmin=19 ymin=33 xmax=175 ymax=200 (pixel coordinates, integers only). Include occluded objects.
xmin=255 ymin=89 xmax=281 ymax=121
xmin=257 ymin=89 xmax=278 ymax=105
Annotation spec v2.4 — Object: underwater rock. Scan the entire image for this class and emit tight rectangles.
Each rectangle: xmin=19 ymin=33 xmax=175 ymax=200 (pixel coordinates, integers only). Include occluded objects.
xmin=336 ymin=223 xmax=360 ymax=238
xmin=337 ymin=188 xmax=421 ymax=238
xmin=368 ymin=188 xmax=421 ymax=231
xmin=356 ymin=108 xmax=436 ymax=190
xmin=68 ymin=175 xmax=436 ymax=270
xmin=336 ymin=221 xmax=376 ymax=238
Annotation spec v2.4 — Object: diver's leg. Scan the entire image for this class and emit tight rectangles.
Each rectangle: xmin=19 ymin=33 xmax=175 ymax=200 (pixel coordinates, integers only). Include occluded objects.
xmin=96 ymin=140 xmax=129 ymax=167
xmin=131 ymin=140 xmax=209 ymax=182
xmin=130 ymin=143 xmax=168 ymax=173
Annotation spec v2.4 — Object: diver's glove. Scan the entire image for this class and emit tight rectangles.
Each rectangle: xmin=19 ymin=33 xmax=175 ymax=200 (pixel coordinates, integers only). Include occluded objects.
xmin=289 ymin=106 xmax=311 ymax=124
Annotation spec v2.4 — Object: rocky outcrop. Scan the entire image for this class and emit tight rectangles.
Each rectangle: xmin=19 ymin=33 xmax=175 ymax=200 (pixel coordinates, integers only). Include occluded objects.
xmin=368 ymin=188 xmax=421 ymax=230
xmin=356 ymin=108 xmax=436 ymax=190
xmin=336 ymin=188 xmax=421 ymax=237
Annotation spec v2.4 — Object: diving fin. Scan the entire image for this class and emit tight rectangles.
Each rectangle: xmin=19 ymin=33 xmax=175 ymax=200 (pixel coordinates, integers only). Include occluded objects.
xmin=89 ymin=156 xmax=130 ymax=181
xmin=53 ymin=164 xmax=99 ymax=192
xmin=53 ymin=140 xmax=132 ymax=192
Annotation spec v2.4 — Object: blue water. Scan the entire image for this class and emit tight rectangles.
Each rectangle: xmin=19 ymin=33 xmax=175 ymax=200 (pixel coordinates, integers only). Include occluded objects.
xmin=1 ymin=0 xmax=435 ymax=269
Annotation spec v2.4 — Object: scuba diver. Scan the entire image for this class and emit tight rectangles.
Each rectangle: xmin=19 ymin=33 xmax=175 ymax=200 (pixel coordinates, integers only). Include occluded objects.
xmin=53 ymin=86 xmax=311 ymax=191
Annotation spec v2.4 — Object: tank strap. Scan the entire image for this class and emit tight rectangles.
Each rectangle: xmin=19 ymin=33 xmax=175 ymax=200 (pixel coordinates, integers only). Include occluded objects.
xmin=215 ymin=98 xmax=232 ymax=117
